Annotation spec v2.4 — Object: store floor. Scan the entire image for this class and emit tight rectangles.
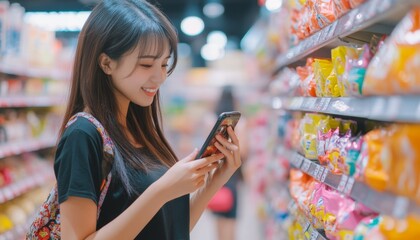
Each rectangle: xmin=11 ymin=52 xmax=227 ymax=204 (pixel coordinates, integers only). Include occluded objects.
xmin=191 ymin=184 xmax=263 ymax=240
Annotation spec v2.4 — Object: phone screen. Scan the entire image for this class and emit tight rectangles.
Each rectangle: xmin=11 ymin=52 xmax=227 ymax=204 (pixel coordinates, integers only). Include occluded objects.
xmin=197 ymin=111 xmax=241 ymax=159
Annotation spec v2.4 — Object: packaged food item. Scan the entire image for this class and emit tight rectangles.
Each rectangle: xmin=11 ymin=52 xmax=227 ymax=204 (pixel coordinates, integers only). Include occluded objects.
xmin=300 ymin=113 xmax=325 ymax=159
xmin=344 ymin=135 xmax=363 ymax=176
xmin=353 ymin=216 xmax=383 ymax=240
xmin=349 ymin=0 xmax=365 ymax=8
xmin=363 ymin=8 xmax=420 ymax=95
xmin=308 ymin=0 xmax=337 ymax=34
xmin=380 ymin=215 xmax=420 ymax=239
xmin=362 ymin=128 xmax=390 ymax=191
xmin=333 ymin=0 xmax=351 ymax=17
xmin=345 ymin=44 xmax=372 ymax=96
xmin=313 ymin=59 xmax=333 ymax=97
xmin=386 ymin=124 xmax=420 ymax=203
xmin=297 ymin=58 xmax=316 ymax=97
xmin=332 ymin=46 xmax=361 ymax=96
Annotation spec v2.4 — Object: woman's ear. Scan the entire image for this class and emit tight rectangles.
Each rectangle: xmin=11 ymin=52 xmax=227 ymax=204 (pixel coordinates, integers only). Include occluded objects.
xmin=98 ymin=53 xmax=114 ymax=75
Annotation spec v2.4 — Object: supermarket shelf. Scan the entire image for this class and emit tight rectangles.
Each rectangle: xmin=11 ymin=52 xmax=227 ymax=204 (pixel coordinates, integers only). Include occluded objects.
xmin=281 ymin=96 xmax=420 ymax=123
xmin=288 ymin=151 xmax=420 ymax=218
xmin=0 ymin=136 xmax=57 ymax=159
xmin=0 ymin=96 xmax=66 ymax=108
xmin=0 ymin=63 xmax=70 ymax=81
xmin=273 ymin=0 xmax=416 ymax=72
xmin=0 ymin=168 xmax=54 ymax=205
xmin=289 ymin=201 xmax=327 ymax=240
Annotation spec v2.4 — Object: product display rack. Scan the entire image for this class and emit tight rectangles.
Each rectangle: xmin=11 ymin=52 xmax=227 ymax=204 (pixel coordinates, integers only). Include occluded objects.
xmin=0 ymin=96 xmax=65 ymax=108
xmin=266 ymin=0 xmax=420 ymax=238
xmin=287 ymin=151 xmax=420 ymax=219
xmin=0 ymin=136 xmax=56 ymax=159
xmin=273 ymin=0 xmax=418 ymax=73
xmin=289 ymin=200 xmax=328 ymax=240
xmin=280 ymin=96 xmax=420 ymax=123
xmin=0 ymin=63 xmax=70 ymax=81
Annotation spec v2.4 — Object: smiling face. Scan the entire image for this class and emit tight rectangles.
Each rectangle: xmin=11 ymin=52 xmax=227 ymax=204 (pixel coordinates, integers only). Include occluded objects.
xmin=105 ymin=40 xmax=171 ymax=112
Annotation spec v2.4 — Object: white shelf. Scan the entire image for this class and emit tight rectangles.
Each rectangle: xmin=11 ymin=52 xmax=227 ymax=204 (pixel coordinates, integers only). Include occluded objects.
xmin=289 ymin=201 xmax=327 ymax=240
xmin=273 ymin=0 xmax=417 ymax=72
xmin=0 ymin=136 xmax=57 ymax=159
xmin=0 ymin=168 xmax=54 ymax=205
xmin=0 ymin=96 xmax=66 ymax=108
xmin=288 ymin=151 xmax=420 ymax=218
xmin=0 ymin=64 xmax=70 ymax=81
xmin=281 ymin=96 xmax=420 ymax=123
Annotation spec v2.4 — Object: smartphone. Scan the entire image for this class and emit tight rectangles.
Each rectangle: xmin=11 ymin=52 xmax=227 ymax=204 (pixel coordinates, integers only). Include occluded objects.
xmin=196 ymin=111 xmax=241 ymax=159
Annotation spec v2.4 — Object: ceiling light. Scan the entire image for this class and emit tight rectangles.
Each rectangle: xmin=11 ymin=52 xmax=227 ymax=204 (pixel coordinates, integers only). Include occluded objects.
xmin=201 ymin=43 xmax=224 ymax=61
xmin=265 ymin=0 xmax=283 ymax=11
xmin=207 ymin=31 xmax=227 ymax=48
xmin=181 ymin=16 xmax=205 ymax=36
xmin=203 ymin=2 xmax=225 ymax=18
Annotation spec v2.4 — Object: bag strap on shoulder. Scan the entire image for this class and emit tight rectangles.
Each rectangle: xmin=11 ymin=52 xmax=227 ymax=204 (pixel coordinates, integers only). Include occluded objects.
xmin=66 ymin=112 xmax=114 ymax=217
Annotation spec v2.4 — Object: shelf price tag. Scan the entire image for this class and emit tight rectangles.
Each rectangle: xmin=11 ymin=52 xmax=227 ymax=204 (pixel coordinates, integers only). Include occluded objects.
xmin=304 ymin=221 xmax=311 ymax=232
xmin=316 ymin=166 xmax=325 ymax=181
xmin=302 ymin=160 xmax=311 ymax=173
xmin=343 ymin=177 xmax=355 ymax=195
xmin=310 ymin=230 xmax=319 ymax=240
xmin=337 ymin=175 xmax=348 ymax=192
xmin=321 ymin=168 xmax=328 ymax=182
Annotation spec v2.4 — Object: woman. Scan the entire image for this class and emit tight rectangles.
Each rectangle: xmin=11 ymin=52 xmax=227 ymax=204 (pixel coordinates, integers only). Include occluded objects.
xmin=55 ymin=0 xmax=241 ymax=239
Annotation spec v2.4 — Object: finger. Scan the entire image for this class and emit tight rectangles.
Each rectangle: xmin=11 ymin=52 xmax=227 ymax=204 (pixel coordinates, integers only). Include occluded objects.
xmin=196 ymin=162 xmax=219 ymax=175
xmin=180 ymin=148 xmax=198 ymax=162
xmin=227 ymin=126 xmax=239 ymax=146
xmin=215 ymin=142 xmax=233 ymax=159
xmin=191 ymin=153 xmax=223 ymax=168
xmin=215 ymin=134 xmax=238 ymax=152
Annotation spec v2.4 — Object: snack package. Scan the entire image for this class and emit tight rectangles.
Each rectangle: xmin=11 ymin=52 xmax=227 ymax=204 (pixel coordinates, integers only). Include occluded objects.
xmin=380 ymin=215 xmax=420 ymax=239
xmin=345 ymin=44 xmax=373 ymax=96
xmin=349 ymin=0 xmax=365 ymax=8
xmin=300 ymin=113 xmax=325 ymax=159
xmin=353 ymin=216 xmax=383 ymax=240
xmin=308 ymin=0 xmax=337 ymax=34
xmin=386 ymin=124 xmax=420 ymax=203
xmin=332 ymin=46 xmax=361 ymax=96
xmin=333 ymin=0 xmax=352 ymax=17
xmin=344 ymin=135 xmax=363 ymax=176
xmin=297 ymin=58 xmax=316 ymax=96
xmin=362 ymin=128 xmax=390 ymax=191
xmin=313 ymin=59 xmax=333 ymax=97
xmin=363 ymin=8 xmax=420 ymax=95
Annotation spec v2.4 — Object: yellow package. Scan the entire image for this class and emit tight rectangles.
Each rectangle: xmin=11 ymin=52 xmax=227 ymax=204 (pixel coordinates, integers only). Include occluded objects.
xmin=363 ymin=8 xmax=420 ymax=95
xmin=313 ymin=59 xmax=333 ymax=97
xmin=289 ymin=219 xmax=305 ymax=240
xmin=332 ymin=46 xmax=360 ymax=96
xmin=380 ymin=215 xmax=420 ymax=239
xmin=363 ymin=129 xmax=390 ymax=191
xmin=301 ymin=113 xmax=326 ymax=159
xmin=387 ymin=125 xmax=420 ymax=204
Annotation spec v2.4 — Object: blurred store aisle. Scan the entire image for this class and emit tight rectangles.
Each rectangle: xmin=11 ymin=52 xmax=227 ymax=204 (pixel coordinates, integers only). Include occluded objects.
xmin=191 ymin=183 xmax=263 ymax=240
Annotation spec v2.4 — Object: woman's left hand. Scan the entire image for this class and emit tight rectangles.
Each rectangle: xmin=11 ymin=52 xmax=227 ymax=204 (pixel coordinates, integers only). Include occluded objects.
xmin=210 ymin=126 xmax=242 ymax=185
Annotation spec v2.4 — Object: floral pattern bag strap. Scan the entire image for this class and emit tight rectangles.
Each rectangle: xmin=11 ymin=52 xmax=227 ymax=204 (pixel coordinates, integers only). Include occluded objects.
xmin=26 ymin=112 xmax=116 ymax=240
xmin=68 ymin=112 xmax=114 ymax=218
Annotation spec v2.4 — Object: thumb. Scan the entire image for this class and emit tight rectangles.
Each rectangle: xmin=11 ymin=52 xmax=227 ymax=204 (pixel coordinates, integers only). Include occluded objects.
xmin=180 ymin=148 xmax=198 ymax=162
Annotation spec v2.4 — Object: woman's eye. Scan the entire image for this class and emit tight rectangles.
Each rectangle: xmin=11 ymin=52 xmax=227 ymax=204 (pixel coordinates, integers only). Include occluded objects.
xmin=140 ymin=64 xmax=152 ymax=68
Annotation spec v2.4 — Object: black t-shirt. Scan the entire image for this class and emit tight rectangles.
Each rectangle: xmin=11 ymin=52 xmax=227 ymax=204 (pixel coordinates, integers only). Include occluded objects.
xmin=54 ymin=117 xmax=190 ymax=240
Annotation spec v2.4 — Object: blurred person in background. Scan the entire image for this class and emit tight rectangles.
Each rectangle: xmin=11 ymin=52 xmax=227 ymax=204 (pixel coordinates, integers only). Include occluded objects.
xmin=209 ymin=85 xmax=249 ymax=240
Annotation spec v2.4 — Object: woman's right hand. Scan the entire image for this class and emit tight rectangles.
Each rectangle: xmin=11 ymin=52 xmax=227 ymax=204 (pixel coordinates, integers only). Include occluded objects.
xmin=155 ymin=149 xmax=223 ymax=201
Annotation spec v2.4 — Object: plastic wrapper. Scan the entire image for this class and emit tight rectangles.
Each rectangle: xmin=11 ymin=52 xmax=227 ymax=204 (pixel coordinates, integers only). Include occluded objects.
xmin=353 ymin=216 xmax=383 ymax=240
xmin=386 ymin=124 xmax=420 ymax=203
xmin=333 ymin=0 xmax=352 ymax=17
xmin=362 ymin=128 xmax=390 ymax=191
xmin=300 ymin=113 xmax=325 ymax=159
xmin=345 ymin=44 xmax=373 ymax=96
xmin=308 ymin=0 xmax=337 ymax=34
xmin=297 ymin=58 xmax=316 ymax=96
xmin=379 ymin=215 xmax=420 ymax=239
xmin=344 ymin=135 xmax=363 ymax=176
xmin=313 ymin=59 xmax=333 ymax=97
xmin=349 ymin=0 xmax=365 ymax=8
xmin=363 ymin=8 xmax=420 ymax=95
xmin=332 ymin=46 xmax=361 ymax=96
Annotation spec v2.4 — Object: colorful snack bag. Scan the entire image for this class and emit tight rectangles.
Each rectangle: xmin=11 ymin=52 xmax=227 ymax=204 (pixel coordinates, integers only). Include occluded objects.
xmin=333 ymin=0 xmax=352 ymax=17
xmin=380 ymin=215 xmax=420 ymax=239
xmin=313 ymin=59 xmax=333 ymax=97
xmin=363 ymin=8 xmax=420 ymax=95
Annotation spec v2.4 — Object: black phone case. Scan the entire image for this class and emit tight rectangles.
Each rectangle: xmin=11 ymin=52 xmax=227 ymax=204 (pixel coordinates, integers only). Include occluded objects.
xmin=196 ymin=111 xmax=241 ymax=159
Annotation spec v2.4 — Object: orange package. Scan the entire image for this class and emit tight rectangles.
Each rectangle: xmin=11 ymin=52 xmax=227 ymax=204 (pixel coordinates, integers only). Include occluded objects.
xmin=387 ymin=125 xmax=420 ymax=204
xmin=297 ymin=58 xmax=316 ymax=96
xmin=308 ymin=0 xmax=337 ymax=34
xmin=333 ymin=0 xmax=351 ymax=17
xmin=362 ymin=128 xmax=390 ymax=192
xmin=363 ymin=8 xmax=420 ymax=95
xmin=380 ymin=215 xmax=420 ymax=239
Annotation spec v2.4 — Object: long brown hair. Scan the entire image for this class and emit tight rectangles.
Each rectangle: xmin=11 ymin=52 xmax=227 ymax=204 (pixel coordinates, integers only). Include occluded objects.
xmin=59 ymin=0 xmax=178 ymax=196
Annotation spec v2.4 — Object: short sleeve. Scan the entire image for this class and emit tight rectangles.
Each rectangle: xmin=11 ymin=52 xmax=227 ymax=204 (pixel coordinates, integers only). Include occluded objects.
xmin=54 ymin=119 xmax=104 ymax=205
